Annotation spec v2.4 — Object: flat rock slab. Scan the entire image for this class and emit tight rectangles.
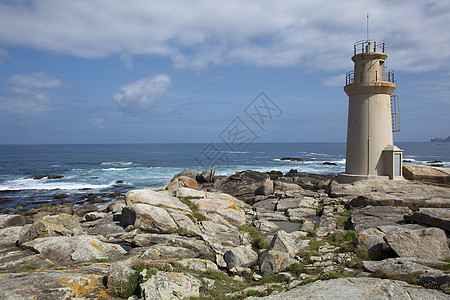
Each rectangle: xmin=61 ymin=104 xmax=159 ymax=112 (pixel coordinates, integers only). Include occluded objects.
xmin=405 ymin=208 xmax=450 ymax=232
xmin=403 ymin=164 xmax=450 ymax=186
xmin=0 ymin=270 xmax=110 ymax=299
xmin=248 ymin=277 xmax=449 ymax=300
xmin=351 ymin=206 xmax=412 ymax=232
xmin=384 ymin=227 xmax=450 ymax=260
xmin=140 ymin=271 xmax=202 ymax=300
xmin=363 ymin=257 xmax=446 ymax=274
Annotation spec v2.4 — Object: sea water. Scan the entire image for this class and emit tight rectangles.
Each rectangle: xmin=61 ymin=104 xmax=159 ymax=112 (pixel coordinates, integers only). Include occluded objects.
xmin=0 ymin=142 xmax=449 ymax=211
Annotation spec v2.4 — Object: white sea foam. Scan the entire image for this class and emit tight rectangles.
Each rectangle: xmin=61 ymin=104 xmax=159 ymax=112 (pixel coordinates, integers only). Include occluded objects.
xmin=100 ymin=161 xmax=134 ymax=166
xmin=101 ymin=168 xmax=131 ymax=171
xmin=0 ymin=178 xmax=115 ymax=191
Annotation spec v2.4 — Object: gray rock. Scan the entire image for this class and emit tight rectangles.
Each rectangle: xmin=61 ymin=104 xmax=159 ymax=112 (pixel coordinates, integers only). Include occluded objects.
xmin=176 ymin=258 xmax=219 ymax=273
xmin=22 ymin=235 xmax=126 ymax=264
xmin=273 ymin=181 xmax=303 ymax=192
xmin=384 ymin=227 xmax=450 ymax=260
xmin=316 ymin=214 xmax=337 ymax=237
xmin=350 ymin=206 xmax=412 ymax=232
xmin=287 ymin=208 xmax=317 ymax=222
xmin=275 ymin=197 xmax=300 ymax=212
xmin=122 ymin=204 xmax=178 ymax=233
xmin=107 ymin=261 xmax=135 ymax=289
xmin=419 ymin=273 xmax=450 ymax=289
xmin=224 ymin=245 xmax=258 ymax=268
xmin=247 ymin=277 xmax=449 ymax=299
xmin=18 ymin=213 xmax=83 ymax=245
xmin=258 ymin=250 xmax=294 ymax=274
xmin=363 ymin=257 xmax=445 ymax=274
xmin=256 ymin=178 xmax=274 ymax=196
xmin=84 ymin=211 xmax=107 ymax=221
xmin=0 ymin=214 xmax=25 ymax=228
xmin=101 ymin=199 xmax=126 ymax=213
xmin=166 ymin=175 xmax=200 ymax=192
xmin=125 ymin=189 xmax=191 ymax=212
xmin=348 ymin=193 xmax=405 ymax=208
xmin=176 ymin=187 xmax=206 ymax=198
xmin=172 ymin=168 xmax=200 ymax=180
xmin=140 ymin=271 xmax=202 ymax=300
xmin=356 ymin=228 xmax=389 ymax=259
xmin=404 ymin=208 xmax=450 ymax=232
xmin=300 ymin=219 xmax=315 ymax=233
xmin=253 ymin=219 xmax=280 ymax=234
xmin=403 ymin=164 xmax=450 ymax=186
xmin=266 ymin=230 xmax=309 ymax=256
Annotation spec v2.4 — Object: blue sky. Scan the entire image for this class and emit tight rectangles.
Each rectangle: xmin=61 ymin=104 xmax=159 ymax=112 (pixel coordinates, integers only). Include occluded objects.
xmin=0 ymin=0 xmax=449 ymax=144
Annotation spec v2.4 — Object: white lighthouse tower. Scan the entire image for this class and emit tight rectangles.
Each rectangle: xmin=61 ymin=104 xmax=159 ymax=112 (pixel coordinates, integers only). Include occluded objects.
xmin=339 ymin=39 xmax=403 ymax=183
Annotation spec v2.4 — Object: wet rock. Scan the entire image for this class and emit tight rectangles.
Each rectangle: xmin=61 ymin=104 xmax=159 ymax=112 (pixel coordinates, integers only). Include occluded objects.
xmin=384 ymin=227 xmax=450 ymax=260
xmin=21 ymin=202 xmax=74 ymax=220
xmin=140 ymin=271 xmax=202 ymax=300
xmin=248 ymin=277 xmax=449 ymax=300
xmin=280 ymin=157 xmax=306 ymax=162
xmin=0 ymin=214 xmax=25 ymax=228
xmin=266 ymin=170 xmax=283 ymax=180
xmin=72 ymin=205 xmax=100 ymax=217
xmin=53 ymin=193 xmax=68 ymax=199
xmin=404 ymin=208 xmax=450 ymax=232
xmin=197 ymin=170 xmax=212 ymax=183
xmin=18 ymin=213 xmax=83 ymax=245
xmin=31 ymin=175 xmax=64 ymax=180
xmin=224 ymin=245 xmax=258 ymax=269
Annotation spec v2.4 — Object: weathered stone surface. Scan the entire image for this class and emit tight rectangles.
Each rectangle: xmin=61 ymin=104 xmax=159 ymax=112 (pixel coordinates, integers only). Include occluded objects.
xmin=403 ymin=164 xmax=450 ymax=186
xmin=0 ymin=214 xmax=25 ymax=228
xmin=106 ymin=261 xmax=135 ymax=289
xmin=133 ymin=233 xmax=214 ymax=258
xmin=176 ymin=258 xmax=219 ymax=273
xmin=256 ymin=178 xmax=274 ymax=196
xmin=328 ymin=180 xmax=362 ymax=198
xmin=176 ymin=187 xmax=206 ymax=198
xmin=287 ymin=208 xmax=317 ymax=222
xmin=356 ymin=228 xmax=389 ymax=259
xmin=170 ymin=212 xmax=201 ymax=236
xmin=18 ymin=213 xmax=83 ymax=245
xmin=253 ymin=219 xmax=280 ymax=234
xmin=206 ymin=170 xmax=271 ymax=200
xmin=0 ymin=270 xmax=110 ymax=299
xmin=122 ymin=204 xmax=178 ymax=233
xmin=384 ymin=227 xmax=450 ymax=260
xmin=300 ymin=219 xmax=315 ymax=233
xmin=405 ymin=208 xmax=450 ymax=232
xmin=350 ymin=206 xmax=412 ymax=232
xmin=100 ymin=199 xmax=126 ymax=213
xmin=258 ymin=250 xmax=294 ymax=274
xmin=166 ymin=175 xmax=200 ymax=192
xmin=248 ymin=277 xmax=449 ymax=300
xmin=22 ymin=235 xmax=126 ymax=264
xmin=316 ymin=215 xmax=337 ymax=237
xmin=266 ymin=230 xmax=309 ymax=256
xmin=172 ymin=168 xmax=200 ymax=180
xmin=419 ymin=273 xmax=450 ymax=290
xmin=348 ymin=193 xmax=405 ymax=208
xmin=140 ymin=271 xmax=202 ymax=300
xmin=224 ymin=245 xmax=258 ymax=268
xmin=84 ymin=211 xmax=107 ymax=222
xmin=363 ymin=257 xmax=445 ymax=274
xmin=125 ymin=189 xmax=190 ymax=212
xmin=273 ymin=181 xmax=303 ymax=192
xmin=191 ymin=193 xmax=246 ymax=227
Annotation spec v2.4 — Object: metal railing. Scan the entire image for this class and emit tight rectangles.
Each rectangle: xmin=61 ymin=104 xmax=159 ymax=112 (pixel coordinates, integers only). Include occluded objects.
xmin=391 ymin=94 xmax=400 ymax=132
xmin=353 ymin=40 xmax=386 ymax=55
xmin=346 ymin=70 xmax=395 ymax=86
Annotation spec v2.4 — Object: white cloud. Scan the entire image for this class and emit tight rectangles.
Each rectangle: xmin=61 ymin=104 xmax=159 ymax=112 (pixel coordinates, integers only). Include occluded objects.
xmin=0 ymin=48 xmax=9 ymax=64
xmin=0 ymin=72 xmax=62 ymax=117
xmin=120 ymin=53 xmax=133 ymax=69
xmin=113 ymin=74 xmax=171 ymax=114
xmin=0 ymin=1 xmax=449 ymax=73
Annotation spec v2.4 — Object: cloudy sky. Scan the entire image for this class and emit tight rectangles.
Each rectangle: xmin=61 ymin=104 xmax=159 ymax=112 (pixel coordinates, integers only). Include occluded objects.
xmin=0 ymin=0 xmax=449 ymax=144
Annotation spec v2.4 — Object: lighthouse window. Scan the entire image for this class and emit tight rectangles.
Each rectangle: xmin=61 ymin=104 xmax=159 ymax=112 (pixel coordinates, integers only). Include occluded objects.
xmin=379 ymin=60 xmax=385 ymax=66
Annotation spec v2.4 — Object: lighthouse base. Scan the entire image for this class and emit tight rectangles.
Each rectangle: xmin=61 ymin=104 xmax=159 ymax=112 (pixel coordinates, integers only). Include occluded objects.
xmin=337 ymin=173 xmax=404 ymax=184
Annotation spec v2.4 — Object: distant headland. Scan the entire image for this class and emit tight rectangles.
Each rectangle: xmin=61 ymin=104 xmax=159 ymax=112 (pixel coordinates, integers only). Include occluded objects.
xmin=430 ymin=136 xmax=450 ymax=142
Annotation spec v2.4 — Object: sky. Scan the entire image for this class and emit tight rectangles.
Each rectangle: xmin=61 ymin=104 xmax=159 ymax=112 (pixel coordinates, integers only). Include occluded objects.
xmin=0 ymin=0 xmax=449 ymax=144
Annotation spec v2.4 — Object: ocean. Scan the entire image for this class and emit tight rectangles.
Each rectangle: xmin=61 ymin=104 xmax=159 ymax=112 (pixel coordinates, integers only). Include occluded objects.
xmin=0 ymin=142 xmax=449 ymax=212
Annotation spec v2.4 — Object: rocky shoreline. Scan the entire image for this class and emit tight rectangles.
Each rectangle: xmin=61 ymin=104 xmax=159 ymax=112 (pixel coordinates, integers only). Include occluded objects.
xmin=0 ymin=164 xmax=449 ymax=299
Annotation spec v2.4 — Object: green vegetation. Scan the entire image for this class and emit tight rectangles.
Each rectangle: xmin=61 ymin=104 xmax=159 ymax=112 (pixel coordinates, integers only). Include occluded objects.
xmin=178 ymin=196 xmax=208 ymax=221
xmin=125 ymin=225 xmax=137 ymax=232
xmin=371 ymin=269 xmax=424 ymax=285
xmin=239 ymin=224 xmax=268 ymax=250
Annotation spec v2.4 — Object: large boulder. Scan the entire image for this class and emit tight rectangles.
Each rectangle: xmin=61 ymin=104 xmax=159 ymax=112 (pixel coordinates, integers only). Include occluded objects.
xmin=0 ymin=214 xmax=25 ymax=228
xmin=176 ymin=258 xmax=219 ymax=273
xmin=122 ymin=204 xmax=179 ymax=233
xmin=207 ymin=170 xmax=272 ymax=200
xmin=166 ymin=176 xmax=200 ymax=192
xmin=265 ymin=230 xmax=309 ymax=256
xmin=248 ymin=277 xmax=449 ymax=299
xmin=125 ymin=189 xmax=191 ymax=212
xmin=363 ymin=257 xmax=447 ymax=275
xmin=140 ymin=271 xmax=202 ymax=300
xmin=384 ymin=227 xmax=450 ymax=260
xmin=224 ymin=245 xmax=258 ymax=269
xmin=350 ymin=206 xmax=412 ymax=232
xmin=106 ymin=261 xmax=135 ymax=290
xmin=18 ymin=213 xmax=83 ymax=245
xmin=22 ymin=235 xmax=127 ymax=264
xmin=404 ymin=208 xmax=450 ymax=232
xmin=403 ymin=164 xmax=450 ymax=186
xmin=356 ymin=228 xmax=389 ymax=259
xmin=258 ymin=250 xmax=294 ymax=274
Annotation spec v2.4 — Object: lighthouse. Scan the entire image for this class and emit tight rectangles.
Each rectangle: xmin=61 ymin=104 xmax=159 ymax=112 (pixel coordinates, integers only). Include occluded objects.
xmin=339 ymin=40 xmax=403 ymax=183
